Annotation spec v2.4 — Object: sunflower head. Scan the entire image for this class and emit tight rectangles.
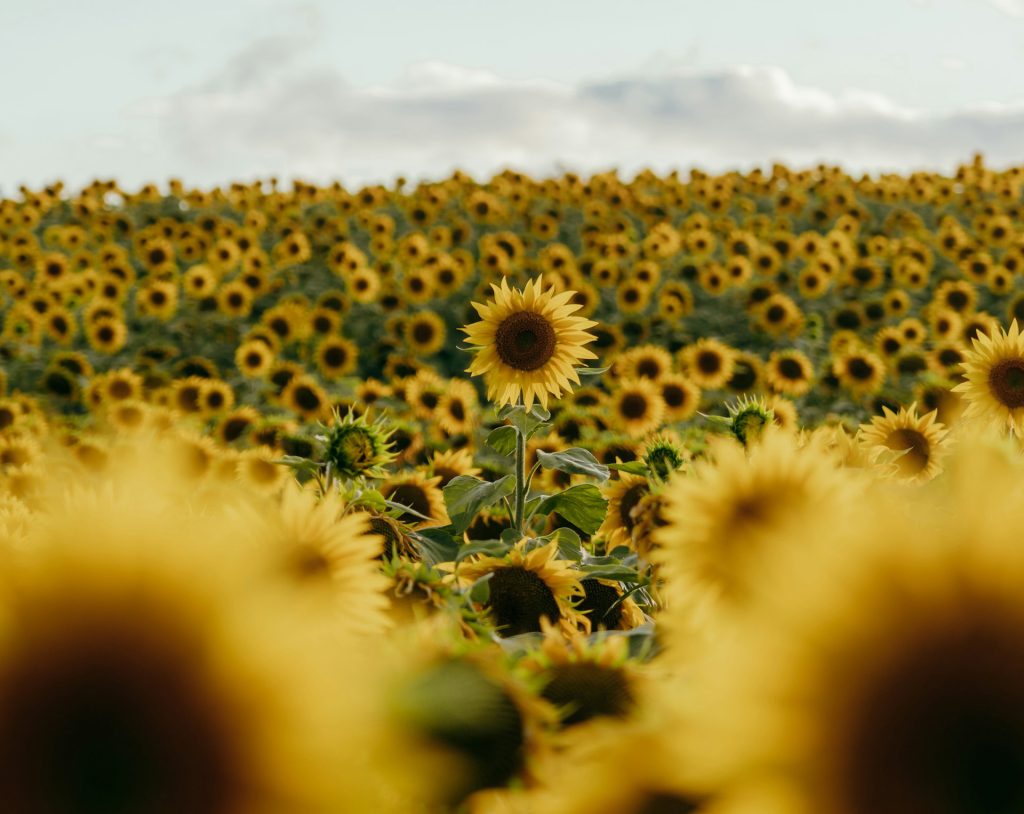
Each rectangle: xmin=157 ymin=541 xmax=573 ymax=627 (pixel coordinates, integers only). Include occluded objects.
xmin=725 ymin=396 xmax=775 ymax=447
xmin=956 ymin=319 xmax=1024 ymax=433
xmin=321 ymin=408 xmax=396 ymax=480
xmin=462 ymin=278 xmax=598 ymax=409
xmin=643 ymin=435 xmax=687 ymax=482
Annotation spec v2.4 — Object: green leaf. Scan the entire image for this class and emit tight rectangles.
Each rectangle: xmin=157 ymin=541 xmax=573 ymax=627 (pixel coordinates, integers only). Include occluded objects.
xmin=547 ymin=527 xmax=583 ymax=561
xmin=485 ymin=426 xmax=518 ymax=456
xmin=524 ymin=495 xmax=547 ymax=520
xmin=443 ymin=475 xmax=517 ymax=535
xmin=537 ymin=447 xmax=610 ymax=482
xmin=456 ymin=537 xmax=513 ymax=563
xmin=536 ymin=484 xmax=608 ymax=535
xmin=500 ymin=527 xmax=522 ymax=546
xmin=468 ymin=572 xmax=493 ymax=603
xmin=413 ymin=527 xmax=461 ymax=566
xmin=276 ymin=455 xmax=320 ymax=474
xmin=525 ymin=422 xmax=552 ymax=441
xmin=580 ymin=563 xmax=642 ymax=582
xmin=577 ymin=365 xmax=610 ymax=376
xmin=504 ymin=406 xmax=548 ymax=438
xmin=607 ymin=461 xmax=650 ymax=476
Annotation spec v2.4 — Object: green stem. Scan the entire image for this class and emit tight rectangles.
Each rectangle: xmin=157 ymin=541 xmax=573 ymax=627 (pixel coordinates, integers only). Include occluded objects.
xmin=514 ymin=425 xmax=526 ymax=534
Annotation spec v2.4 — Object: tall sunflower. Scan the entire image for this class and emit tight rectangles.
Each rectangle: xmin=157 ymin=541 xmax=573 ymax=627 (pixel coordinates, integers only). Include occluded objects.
xmin=462 ymin=278 xmax=598 ymax=409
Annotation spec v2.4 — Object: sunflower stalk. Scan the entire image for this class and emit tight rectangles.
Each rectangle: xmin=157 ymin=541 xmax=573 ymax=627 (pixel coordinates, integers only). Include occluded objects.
xmin=514 ymin=423 xmax=527 ymax=534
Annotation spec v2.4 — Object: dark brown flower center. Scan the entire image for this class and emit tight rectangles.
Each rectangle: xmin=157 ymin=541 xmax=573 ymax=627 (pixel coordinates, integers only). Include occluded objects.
xmin=486 ymin=566 xmax=560 ymax=636
xmin=620 ymin=393 xmax=649 ymax=421
xmin=385 ymin=484 xmax=432 ymax=523
xmin=633 ymin=791 xmax=703 ymax=814
xmin=697 ymin=351 xmax=721 ymax=375
xmin=541 ymin=663 xmax=634 ymax=726
xmin=778 ymin=358 xmax=805 ymax=380
xmin=0 ymin=614 xmax=240 ymax=814
xmin=579 ymin=579 xmax=623 ymax=628
xmin=495 ymin=311 xmax=557 ymax=371
xmin=412 ymin=323 xmax=435 ymax=345
xmin=886 ymin=428 xmax=931 ymax=476
xmin=619 ymin=483 xmax=649 ymax=532
xmin=636 ymin=358 xmax=661 ymax=379
xmin=847 ymin=357 xmax=876 ymax=381
xmin=989 ymin=359 xmax=1024 ymax=409
xmin=292 ymin=385 xmax=321 ymax=412
xmin=842 ymin=621 xmax=1024 ymax=814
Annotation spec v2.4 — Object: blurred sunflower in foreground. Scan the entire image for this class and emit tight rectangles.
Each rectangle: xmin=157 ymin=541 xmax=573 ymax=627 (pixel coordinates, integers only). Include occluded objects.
xmin=679 ymin=442 xmax=1024 ymax=814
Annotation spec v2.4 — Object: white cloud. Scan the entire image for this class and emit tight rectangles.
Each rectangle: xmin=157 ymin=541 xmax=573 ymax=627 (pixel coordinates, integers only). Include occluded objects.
xmin=142 ymin=48 xmax=1024 ymax=187
xmin=988 ymin=0 xmax=1024 ymax=17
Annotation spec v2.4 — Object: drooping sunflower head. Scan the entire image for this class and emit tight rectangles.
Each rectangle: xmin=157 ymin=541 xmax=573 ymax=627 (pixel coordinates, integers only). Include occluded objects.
xmin=322 ymin=408 xmax=396 ymax=480
xmin=462 ymin=277 xmax=598 ymax=409
xmin=725 ymin=395 xmax=776 ymax=448
xmin=643 ymin=435 xmax=688 ymax=482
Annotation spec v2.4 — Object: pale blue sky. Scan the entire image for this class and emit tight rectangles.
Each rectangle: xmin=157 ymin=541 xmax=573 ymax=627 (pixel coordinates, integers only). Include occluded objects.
xmin=2 ymin=0 xmax=1023 ymax=189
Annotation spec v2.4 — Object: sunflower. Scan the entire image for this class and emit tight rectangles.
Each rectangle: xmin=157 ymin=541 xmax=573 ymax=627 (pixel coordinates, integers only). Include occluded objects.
xmin=765 ymin=349 xmax=815 ymax=396
xmin=617 ymin=344 xmax=674 ymax=382
xmin=282 ymin=376 xmax=329 ymax=421
xmin=858 ymin=404 xmax=949 ymax=482
xmin=322 ymin=408 xmax=396 ymax=480
xmin=679 ymin=339 xmax=736 ymax=390
xmin=234 ymin=340 xmax=275 ymax=378
xmin=683 ymin=492 xmax=1024 ymax=814
xmin=462 ymin=278 xmax=598 ymax=410
xmin=457 ymin=539 xmax=586 ymax=636
xmin=405 ymin=311 xmax=447 ymax=357
xmin=0 ymin=469 xmax=376 ymax=813
xmin=435 ymin=379 xmax=478 ymax=436
xmin=955 ymin=319 xmax=1024 ymax=432
xmin=257 ymin=485 xmax=391 ymax=632
xmin=596 ymin=471 xmax=650 ymax=554
xmin=610 ymin=378 xmax=666 ymax=438
xmin=833 ymin=348 xmax=887 ymax=397
xmin=315 ymin=336 xmax=359 ymax=380
xmin=532 ymin=721 xmax=709 ymax=814
xmin=577 ymin=578 xmax=647 ymax=631
xmin=520 ymin=624 xmax=638 ymax=729
xmin=85 ymin=317 xmax=127 ymax=354
xmin=381 ymin=473 xmax=448 ymax=529
xmin=404 ymin=369 xmax=446 ymax=421
xmin=198 ymin=379 xmax=234 ymax=415
xmin=654 ymin=430 xmax=857 ymax=617
xmin=426 ymin=448 xmax=481 ymax=488
xmin=657 ymin=374 xmax=701 ymax=423
xmin=216 ymin=406 xmax=262 ymax=445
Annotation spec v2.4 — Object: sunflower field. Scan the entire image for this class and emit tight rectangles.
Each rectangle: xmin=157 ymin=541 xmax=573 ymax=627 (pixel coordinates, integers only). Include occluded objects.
xmin=2 ymin=156 xmax=1024 ymax=812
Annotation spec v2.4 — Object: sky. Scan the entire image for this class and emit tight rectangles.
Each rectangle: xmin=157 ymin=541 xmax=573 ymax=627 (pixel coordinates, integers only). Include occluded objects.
xmin=2 ymin=0 xmax=1024 ymax=190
